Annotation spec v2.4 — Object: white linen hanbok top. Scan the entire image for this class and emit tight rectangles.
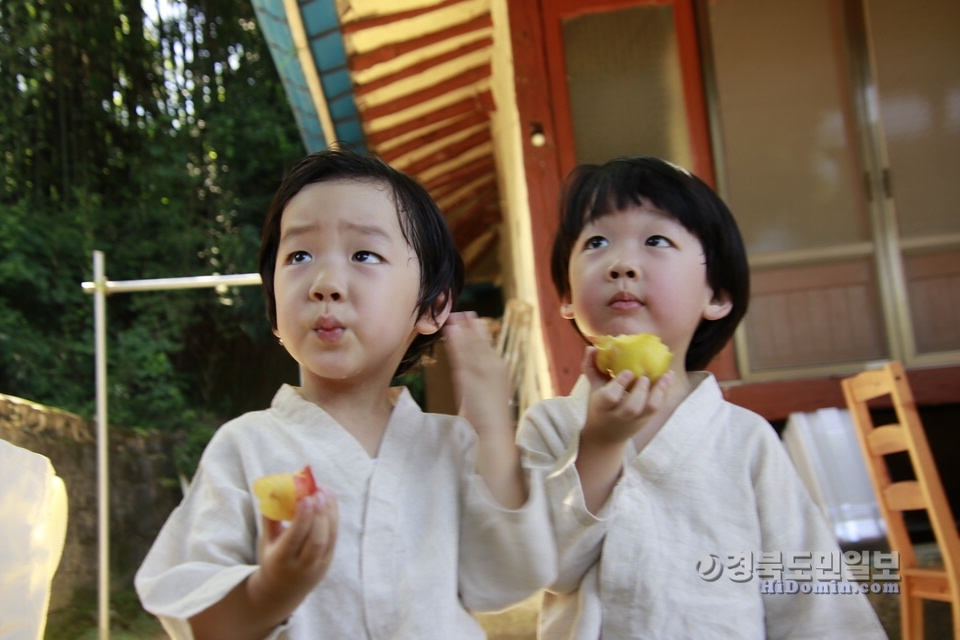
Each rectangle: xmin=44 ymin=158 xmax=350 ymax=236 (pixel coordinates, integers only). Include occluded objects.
xmin=136 ymin=384 xmax=556 ymax=639
xmin=519 ymin=373 xmax=887 ymax=639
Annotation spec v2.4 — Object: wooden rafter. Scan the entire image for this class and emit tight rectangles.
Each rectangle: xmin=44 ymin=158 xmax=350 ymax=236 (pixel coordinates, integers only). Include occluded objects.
xmin=422 ymin=154 xmax=494 ymax=192
xmin=348 ymin=14 xmax=493 ymax=72
xmin=451 ymin=198 xmax=501 ymax=248
xmin=447 ymin=182 xmax=498 ymax=218
xmin=437 ymin=174 xmax=497 ymax=213
xmin=364 ymin=90 xmax=493 ymax=148
xmin=339 ymin=0 xmax=476 ymax=34
xmin=357 ymin=64 xmax=491 ymax=120
xmin=376 ymin=111 xmax=488 ymax=162
xmin=396 ymin=127 xmax=491 ymax=176
xmin=353 ymin=36 xmax=493 ymax=98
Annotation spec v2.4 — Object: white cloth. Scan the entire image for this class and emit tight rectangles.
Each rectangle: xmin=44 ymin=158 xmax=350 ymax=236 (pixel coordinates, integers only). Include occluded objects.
xmin=519 ymin=373 xmax=887 ymax=639
xmin=0 ymin=439 xmax=68 ymax=640
xmin=136 ymin=384 xmax=555 ymax=640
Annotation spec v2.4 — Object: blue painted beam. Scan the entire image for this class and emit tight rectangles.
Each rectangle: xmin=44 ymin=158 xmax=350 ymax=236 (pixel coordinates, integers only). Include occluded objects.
xmin=252 ymin=0 xmax=365 ymax=153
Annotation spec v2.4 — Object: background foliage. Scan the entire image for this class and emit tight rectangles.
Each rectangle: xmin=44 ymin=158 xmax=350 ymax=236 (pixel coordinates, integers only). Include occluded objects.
xmin=0 ymin=0 xmax=304 ymax=473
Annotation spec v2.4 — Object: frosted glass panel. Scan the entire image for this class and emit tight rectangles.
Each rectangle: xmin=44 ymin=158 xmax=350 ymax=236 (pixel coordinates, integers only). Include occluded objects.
xmin=868 ymin=0 xmax=960 ymax=239
xmin=710 ymin=0 xmax=890 ymax=372
xmin=562 ymin=6 xmax=692 ymax=168
xmin=868 ymin=0 xmax=960 ymax=355
xmin=709 ymin=0 xmax=866 ymax=255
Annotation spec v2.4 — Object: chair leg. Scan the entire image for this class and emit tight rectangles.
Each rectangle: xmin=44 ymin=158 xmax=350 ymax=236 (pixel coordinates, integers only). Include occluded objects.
xmin=951 ymin=596 xmax=960 ymax=640
xmin=901 ymin=590 xmax=923 ymax=640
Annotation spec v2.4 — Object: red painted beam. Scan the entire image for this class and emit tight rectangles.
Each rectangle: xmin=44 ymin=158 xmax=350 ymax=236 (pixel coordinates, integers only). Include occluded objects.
xmin=723 ymin=364 xmax=960 ymax=423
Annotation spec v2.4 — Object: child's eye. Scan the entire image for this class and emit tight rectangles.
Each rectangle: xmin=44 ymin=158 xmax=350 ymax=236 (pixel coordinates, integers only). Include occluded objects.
xmin=287 ymin=250 xmax=311 ymax=264
xmin=646 ymin=235 xmax=672 ymax=248
xmin=353 ymin=250 xmax=383 ymax=264
xmin=583 ymin=235 xmax=609 ymax=250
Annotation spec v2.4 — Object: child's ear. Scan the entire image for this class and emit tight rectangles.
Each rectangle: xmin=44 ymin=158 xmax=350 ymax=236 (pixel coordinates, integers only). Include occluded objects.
xmin=560 ymin=293 xmax=575 ymax=320
xmin=415 ymin=293 xmax=453 ymax=335
xmin=703 ymin=289 xmax=733 ymax=321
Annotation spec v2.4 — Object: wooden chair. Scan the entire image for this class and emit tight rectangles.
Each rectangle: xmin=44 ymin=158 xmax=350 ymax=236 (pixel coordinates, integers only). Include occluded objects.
xmin=841 ymin=361 xmax=960 ymax=639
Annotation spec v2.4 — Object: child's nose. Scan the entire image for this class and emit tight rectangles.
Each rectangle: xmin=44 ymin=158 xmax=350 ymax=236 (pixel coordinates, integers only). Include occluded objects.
xmin=312 ymin=288 xmax=342 ymax=301
xmin=309 ymin=269 xmax=344 ymax=301
xmin=608 ymin=257 xmax=639 ymax=280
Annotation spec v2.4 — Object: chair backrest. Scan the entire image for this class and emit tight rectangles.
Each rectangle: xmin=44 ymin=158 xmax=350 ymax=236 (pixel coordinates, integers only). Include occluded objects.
xmin=841 ymin=361 xmax=960 ymax=578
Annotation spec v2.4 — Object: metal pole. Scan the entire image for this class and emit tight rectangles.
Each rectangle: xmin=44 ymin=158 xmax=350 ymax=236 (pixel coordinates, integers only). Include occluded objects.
xmin=80 ymin=272 xmax=261 ymax=294
xmin=81 ymin=260 xmax=263 ymax=640
xmin=93 ymin=251 xmax=110 ymax=640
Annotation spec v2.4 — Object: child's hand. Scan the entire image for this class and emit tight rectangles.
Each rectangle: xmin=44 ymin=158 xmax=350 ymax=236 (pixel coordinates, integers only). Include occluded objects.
xmin=581 ymin=346 xmax=674 ymax=447
xmin=190 ymin=487 xmax=339 ymax=640
xmin=442 ymin=311 xmax=512 ymax=436
xmin=255 ymin=487 xmax=338 ymax=609
xmin=574 ymin=347 xmax=674 ymax=513
xmin=443 ymin=311 xmax=526 ymax=508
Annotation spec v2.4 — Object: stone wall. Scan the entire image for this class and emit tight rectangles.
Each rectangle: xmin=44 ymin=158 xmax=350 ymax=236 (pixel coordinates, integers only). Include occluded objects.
xmin=0 ymin=393 xmax=182 ymax=611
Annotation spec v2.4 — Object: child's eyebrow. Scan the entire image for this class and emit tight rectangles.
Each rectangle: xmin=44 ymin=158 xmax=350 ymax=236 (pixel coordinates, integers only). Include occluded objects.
xmin=279 ymin=220 xmax=393 ymax=243
xmin=278 ymin=223 xmax=311 ymax=244
xmin=341 ymin=221 xmax=392 ymax=242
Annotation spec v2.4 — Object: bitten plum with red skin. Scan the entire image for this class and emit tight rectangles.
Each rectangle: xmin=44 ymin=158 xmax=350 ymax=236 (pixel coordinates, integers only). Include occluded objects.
xmin=252 ymin=465 xmax=318 ymax=521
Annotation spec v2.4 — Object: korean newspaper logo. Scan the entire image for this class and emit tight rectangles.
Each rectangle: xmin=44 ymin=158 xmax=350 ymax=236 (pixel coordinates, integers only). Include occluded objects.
xmin=696 ymin=550 xmax=900 ymax=595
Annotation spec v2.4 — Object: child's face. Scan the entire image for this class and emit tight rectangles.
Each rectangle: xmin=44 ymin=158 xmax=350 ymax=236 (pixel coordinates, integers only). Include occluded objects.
xmin=560 ymin=200 xmax=731 ymax=365
xmin=273 ymin=179 xmax=441 ymax=391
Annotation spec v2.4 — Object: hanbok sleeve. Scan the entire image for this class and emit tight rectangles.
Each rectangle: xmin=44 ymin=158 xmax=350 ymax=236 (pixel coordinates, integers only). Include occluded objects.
xmin=457 ymin=427 xmax=558 ymax=613
xmin=134 ymin=431 xmax=289 ymax=640
xmin=517 ymin=393 xmax=613 ymax=595
xmin=0 ymin=441 xmax=68 ymax=640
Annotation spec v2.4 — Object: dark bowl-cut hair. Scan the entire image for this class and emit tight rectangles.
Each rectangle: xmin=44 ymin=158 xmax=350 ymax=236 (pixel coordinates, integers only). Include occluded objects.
xmin=550 ymin=155 xmax=749 ymax=371
xmin=258 ymin=148 xmax=465 ymax=378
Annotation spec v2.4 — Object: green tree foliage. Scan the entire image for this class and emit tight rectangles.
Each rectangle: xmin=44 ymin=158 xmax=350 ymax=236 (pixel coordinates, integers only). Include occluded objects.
xmin=0 ymin=0 xmax=304 ymax=469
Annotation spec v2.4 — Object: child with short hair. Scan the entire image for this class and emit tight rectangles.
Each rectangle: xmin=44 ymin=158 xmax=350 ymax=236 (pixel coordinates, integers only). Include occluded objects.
xmin=518 ymin=156 xmax=886 ymax=638
xmin=135 ymin=149 xmax=555 ymax=640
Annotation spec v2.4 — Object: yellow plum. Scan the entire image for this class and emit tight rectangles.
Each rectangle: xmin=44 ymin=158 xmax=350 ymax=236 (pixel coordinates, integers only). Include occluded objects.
xmin=594 ymin=333 xmax=673 ymax=382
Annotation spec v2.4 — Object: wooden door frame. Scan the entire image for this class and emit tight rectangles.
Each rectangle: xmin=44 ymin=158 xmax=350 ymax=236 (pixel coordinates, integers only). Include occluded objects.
xmin=507 ymin=0 xmax=735 ymax=397
xmin=507 ymin=0 xmax=583 ymax=395
xmin=540 ymin=0 xmax=715 ymax=184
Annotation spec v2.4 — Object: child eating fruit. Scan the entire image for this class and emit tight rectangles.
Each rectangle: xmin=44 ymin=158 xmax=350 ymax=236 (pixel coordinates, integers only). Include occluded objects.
xmin=516 ymin=156 xmax=885 ymax=638
xmin=134 ymin=149 xmax=555 ymax=640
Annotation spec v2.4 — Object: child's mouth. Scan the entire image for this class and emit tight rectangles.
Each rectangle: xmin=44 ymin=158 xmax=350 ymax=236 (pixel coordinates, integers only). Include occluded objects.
xmin=608 ymin=291 xmax=642 ymax=310
xmin=314 ymin=317 xmax=345 ymax=342
xmin=315 ymin=326 xmax=344 ymax=342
